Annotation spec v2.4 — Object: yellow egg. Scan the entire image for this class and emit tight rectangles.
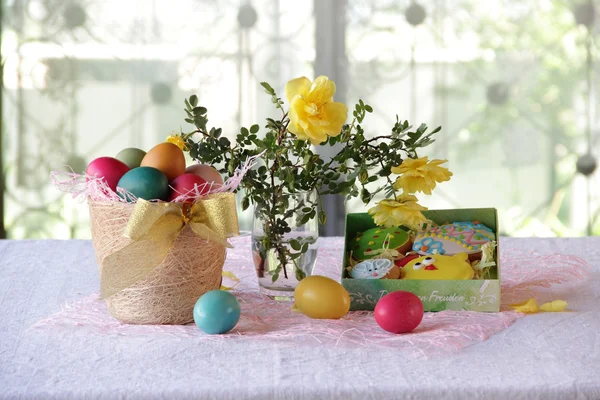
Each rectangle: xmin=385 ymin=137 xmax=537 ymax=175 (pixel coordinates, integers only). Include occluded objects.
xmin=140 ymin=142 xmax=186 ymax=181
xmin=293 ymin=276 xmax=350 ymax=319
xmin=185 ymin=164 xmax=224 ymax=186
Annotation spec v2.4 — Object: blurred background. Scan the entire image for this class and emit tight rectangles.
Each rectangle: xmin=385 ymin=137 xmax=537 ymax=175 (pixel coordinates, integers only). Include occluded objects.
xmin=1 ymin=0 xmax=599 ymax=239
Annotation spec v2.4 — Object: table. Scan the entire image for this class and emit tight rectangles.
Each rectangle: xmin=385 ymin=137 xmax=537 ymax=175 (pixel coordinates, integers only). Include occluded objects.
xmin=1 ymin=237 xmax=599 ymax=400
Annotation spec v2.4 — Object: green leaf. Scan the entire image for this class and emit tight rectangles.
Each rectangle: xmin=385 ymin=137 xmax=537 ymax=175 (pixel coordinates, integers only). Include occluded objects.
xmin=242 ymin=197 xmax=250 ymax=211
xmin=190 ymin=95 xmax=198 ymax=107
xmin=289 ymin=239 xmax=302 ymax=251
xmin=260 ymin=82 xmax=275 ymax=95
xmin=364 ymin=104 xmax=373 ymax=113
xmin=250 ymin=124 xmax=259 ymax=134
xmin=193 ymin=106 xmax=207 ymax=115
xmin=318 ymin=211 xmax=327 ymax=225
xmin=295 ymin=268 xmax=306 ymax=281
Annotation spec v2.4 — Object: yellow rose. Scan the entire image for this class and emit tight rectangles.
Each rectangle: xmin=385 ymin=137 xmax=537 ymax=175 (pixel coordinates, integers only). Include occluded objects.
xmin=391 ymin=157 xmax=452 ymax=195
xmin=166 ymin=135 xmax=188 ymax=151
xmin=367 ymin=194 xmax=429 ymax=231
xmin=285 ymin=76 xmax=348 ymax=145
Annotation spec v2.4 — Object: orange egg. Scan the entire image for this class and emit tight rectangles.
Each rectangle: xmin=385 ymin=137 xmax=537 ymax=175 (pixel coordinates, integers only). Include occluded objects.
xmin=140 ymin=142 xmax=185 ymax=181
xmin=185 ymin=164 xmax=224 ymax=186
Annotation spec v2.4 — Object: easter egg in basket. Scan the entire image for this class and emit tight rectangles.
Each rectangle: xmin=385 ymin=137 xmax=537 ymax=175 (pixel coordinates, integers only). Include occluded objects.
xmin=168 ymin=173 xmax=209 ymax=201
xmin=86 ymin=157 xmax=130 ymax=192
xmin=141 ymin=142 xmax=186 ymax=181
xmin=117 ymin=166 xmax=169 ymax=201
xmin=186 ymin=164 xmax=224 ymax=186
xmin=116 ymin=147 xmax=146 ymax=169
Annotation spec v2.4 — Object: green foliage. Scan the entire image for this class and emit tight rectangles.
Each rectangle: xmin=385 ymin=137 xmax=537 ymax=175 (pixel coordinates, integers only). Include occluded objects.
xmin=178 ymin=85 xmax=440 ymax=280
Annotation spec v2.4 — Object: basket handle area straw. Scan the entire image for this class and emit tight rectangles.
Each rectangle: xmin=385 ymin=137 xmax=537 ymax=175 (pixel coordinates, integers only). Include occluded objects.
xmin=100 ymin=194 xmax=239 ymax=299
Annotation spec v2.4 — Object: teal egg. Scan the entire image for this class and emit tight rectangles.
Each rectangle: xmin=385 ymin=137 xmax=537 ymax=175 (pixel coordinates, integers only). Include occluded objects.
xmin=193 ymin=290 xmax=241 ymax=334
xmin=117 ymin=167 xmax=169 ymax=201
xmin=116 ymin=147 xmax=147 ymax=169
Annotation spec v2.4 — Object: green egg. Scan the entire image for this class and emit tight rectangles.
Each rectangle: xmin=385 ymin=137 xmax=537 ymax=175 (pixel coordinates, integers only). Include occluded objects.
xmin=116 ymin=148 xmax=147 ymax=169
xmin=117 ymin=167 xmax=169 ymax=201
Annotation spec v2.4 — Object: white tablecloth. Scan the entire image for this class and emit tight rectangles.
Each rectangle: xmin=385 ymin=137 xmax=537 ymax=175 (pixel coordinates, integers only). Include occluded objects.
xmin=1 ymin=237 xmax=599 ymax=400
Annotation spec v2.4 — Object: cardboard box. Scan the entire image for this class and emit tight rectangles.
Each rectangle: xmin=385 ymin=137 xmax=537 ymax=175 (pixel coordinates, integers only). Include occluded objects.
xmin=341 ymin=208 xmax=500 ymax=312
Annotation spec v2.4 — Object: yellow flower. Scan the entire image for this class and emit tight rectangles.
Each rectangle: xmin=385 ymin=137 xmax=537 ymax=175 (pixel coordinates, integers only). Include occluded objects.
xmin=285 ymin=76 xmax=348 ymax=145
xmin=391 ymin=157 xmax=453 ymax=195
xmin=166 ymin=135 xmax=188 ymax=151
xmin=367 ymin=194 xmax=429 ymax=231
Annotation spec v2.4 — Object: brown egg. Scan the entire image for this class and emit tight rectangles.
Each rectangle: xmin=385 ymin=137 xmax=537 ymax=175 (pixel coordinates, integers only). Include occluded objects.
xmin=140 ymin=142 xmax=185 ymax=181
xmin=185 ymin=164 xmax=224 ymax=186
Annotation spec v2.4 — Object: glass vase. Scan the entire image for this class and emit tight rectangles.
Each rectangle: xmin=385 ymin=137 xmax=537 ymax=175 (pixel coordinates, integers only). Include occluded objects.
xmin=251 ymin=190 xmax=319 ymax=300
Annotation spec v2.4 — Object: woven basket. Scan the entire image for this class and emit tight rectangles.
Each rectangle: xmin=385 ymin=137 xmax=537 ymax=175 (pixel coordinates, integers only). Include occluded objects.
xmin=88 ymin=199 xmax=225 ymax=325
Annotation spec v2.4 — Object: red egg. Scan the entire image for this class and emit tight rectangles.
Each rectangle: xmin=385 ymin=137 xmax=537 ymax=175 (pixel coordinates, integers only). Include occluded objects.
xmin=169 ymin=173 xmax=209 ymax=201
xmin=86 ymin=157 xmax=130 ymax=192
xmin=185 ymin=164 xmax=224 ymax=186
xmin=374 ymin=291 xmax=424 ymax=334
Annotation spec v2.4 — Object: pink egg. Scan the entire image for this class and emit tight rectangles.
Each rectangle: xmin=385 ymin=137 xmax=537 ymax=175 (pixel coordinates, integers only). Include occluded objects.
xmin=86 ymin=157 xmax=130 ymax=192
xmin=169 ymin=173 xmax=209 ymax=201
xmin=374 ymin=291 xmax=424 ymax=334
xmin=185 ymin=164 xmax=224 ymax=186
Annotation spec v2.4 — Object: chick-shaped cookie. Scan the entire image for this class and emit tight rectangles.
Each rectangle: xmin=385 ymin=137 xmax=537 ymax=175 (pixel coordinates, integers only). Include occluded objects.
xmin=400 ymin=253 xmax=474 ymax=280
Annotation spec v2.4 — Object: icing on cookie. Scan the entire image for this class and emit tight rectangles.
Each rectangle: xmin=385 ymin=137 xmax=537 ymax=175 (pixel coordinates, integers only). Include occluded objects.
xmin=400 ymin=253 xmax=474 ymax=280
xmin=349 ymin=259 xmax=395 ymax=279
xmin=412 ymin=221 xmax=495 ymax=255
xmin=351 ymin=226 xmax=412 ymax=261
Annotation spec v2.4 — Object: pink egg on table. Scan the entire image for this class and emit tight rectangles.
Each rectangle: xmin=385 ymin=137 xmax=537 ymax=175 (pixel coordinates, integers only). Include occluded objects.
xmin=374 ymin=291 xmax=424 ymax=334
xmin=185 ymin=164 xmax=224 ymax=186
xmin=169 ymin=173 xmax=209 ymax=201
xmin=85 ymin=157 xmax=130 ymax=192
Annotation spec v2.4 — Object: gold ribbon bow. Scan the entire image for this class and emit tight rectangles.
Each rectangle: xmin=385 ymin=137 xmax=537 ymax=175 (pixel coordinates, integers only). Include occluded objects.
xmin=100 ymin=193 xmax=239 ymax=299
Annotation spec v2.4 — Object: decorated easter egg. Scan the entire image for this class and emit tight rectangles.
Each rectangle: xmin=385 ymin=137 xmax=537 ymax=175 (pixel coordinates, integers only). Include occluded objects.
xmin=140 ymin=142 xmax=186 ymax=181
xmin=168 ymin=173 xmax=209 ymax=201
xmin=117 ymin=166 xmax=169 ymax=201
xmin=412 ymin=221 xmax=495 ymax=260
xmin=85 ymin=157 xmax=130 ymax=192
xmin=374 ymin=291 xmax=424 ymax=333
xmin=400 ymin=253 xmax=474 ymax=280
xmin=116 ymin=147 xmax=146 ymax=169
xmin=351 ymin=226 xmax=412 ymax=262
xmin=293 ymin=276 xmax=350 ymax=319
xmin=186 ymin=164 xmax=224 ymax=186
xmin=193 ymin=290 xmax=241 ymax=334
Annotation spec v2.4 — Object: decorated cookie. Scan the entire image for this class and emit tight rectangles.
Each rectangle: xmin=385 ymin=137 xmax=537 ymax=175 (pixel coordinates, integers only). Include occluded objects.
xmin=400 ymin=253 xmax=474 ymax=280
xmin=412 ymin=221 xmax=495 ymax=258
xmin=351 ymin=226 xmax=412 ymax=262
xmin=349 ymin=259 xmax=398 ymax=279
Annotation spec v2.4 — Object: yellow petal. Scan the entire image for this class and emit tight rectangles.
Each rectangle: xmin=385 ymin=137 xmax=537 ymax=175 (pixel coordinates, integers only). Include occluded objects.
xmin=540 ymin=300 xmax=568 ymax=312
xmin=320 ymin=101 xmax=348 ymax=136
xmin=285 ymin=77 xmax=311 ymax=103
xmin=222 ymin=270 xmax=240 ymax=282
xmin=510 ymin=298 xmax=540 ymax=313
xmin=308 ymin=76 xmax=336 ymax=105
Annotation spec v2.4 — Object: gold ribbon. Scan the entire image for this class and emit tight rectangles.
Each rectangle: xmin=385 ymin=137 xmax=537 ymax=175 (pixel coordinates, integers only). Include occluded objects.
xmin=100 ymin=193 xmax=239 ymax=299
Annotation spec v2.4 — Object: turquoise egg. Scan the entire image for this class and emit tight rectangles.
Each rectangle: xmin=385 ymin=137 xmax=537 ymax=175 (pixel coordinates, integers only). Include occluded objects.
xmin=193 ymin=290 xmax=241 ymax=334
xmin=116 ymin=147 xmax=147 ymax=169
xmin=117 ymin=166 xmax=169 ymax=201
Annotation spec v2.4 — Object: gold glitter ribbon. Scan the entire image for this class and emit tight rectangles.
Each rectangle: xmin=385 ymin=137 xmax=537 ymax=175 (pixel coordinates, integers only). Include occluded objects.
xmin=100 ymin=193 xmax=239 ymax=299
